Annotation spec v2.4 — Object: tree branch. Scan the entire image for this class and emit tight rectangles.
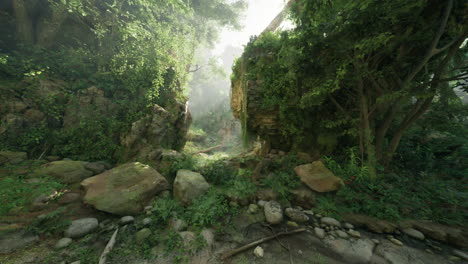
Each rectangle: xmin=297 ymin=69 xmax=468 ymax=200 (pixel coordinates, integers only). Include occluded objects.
xmin=402 ymin=0 xmax=453 ymax=86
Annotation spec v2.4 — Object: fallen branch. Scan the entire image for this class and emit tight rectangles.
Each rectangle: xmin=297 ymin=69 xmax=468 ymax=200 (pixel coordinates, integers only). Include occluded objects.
xmin=219 ymin=228 xmax=306 ymax=260
xmin=195 ymin=145 xmax=225 ymax=154
xmin=99 ymin=228 xmax=119 ymax=264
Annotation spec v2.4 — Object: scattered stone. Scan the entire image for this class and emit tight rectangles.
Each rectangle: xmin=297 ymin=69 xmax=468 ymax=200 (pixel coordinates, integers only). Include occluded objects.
xmin=254 ymin=246 xmax=264 ymax=258
xmin=294 ymin=161 xmax=344 ymax=192
xmin=285 ymin=208 xmax=309 ymax=222
xmin=344 ymin=223 xmax=354 ymax=229
xmin=70 ymin=261 xmax=81 ymax=264
xmin=142 ymin=218 xmax=152 ymax=226
xmin=290 ymin=185 xmax=316 ymax=209
xmin=57 ymin=192 xmax=81 ymax=205
xmin=425 ymin=249 xmax=433 ymax=254
xmin=144 ymin=206 xmax=153 ymax=212
xmin=81 ymin=162 xmax=169 ymax=215
xmin=84 ymin=162 xmax=108 ymax=175
xmin=321 ymin=217 xmax=341 ymax=227
xmin=248 ymin=204 xmax=259 ymax=214
xmin=453 ymin=249 xmax=468 ymax=261
xmin=256 ymin=188 xmax=278 ymax=201
xmin=449 ymin=256 xmax=461 ymax=262
xmin=324 ymin=238 xmax=375 ymax=264
xmin=406 ymin=220 xmax=467 ymax=248
xmin=135 ymin=228 xmax=152 ymax=244
xmin=201 ymin=229 xmax=215 ymax=248
xmin=0 ymin=230 xmax=39 ymax=254
xmin=303 ymin=210 xmax=314 ymax=216
xmin=264 ymin=201 xmax=283 ymax=225
xmin=343 ymin=213 xmax=397 ymax=233
xmin=55 ymin=238 xmax=72 ymax=249
xmin=169 ymin=218 xmax=187 ymax=232
xmin=120 ymin=216 xmax=135 ymax=224
xmin=179 ymin=231 xmax=196 ymax=247
xmin=257 ymin=200 xmax=267 ymax=207
xmin=36 ymin=160 xmax=93 ymax=184
xmin=336 ymin=230 xmax=349 ymax=239
xmin=314 ymin=227 xmax=326 ymax=239
xmin=65 ymin=218 xmax=99 ymax=238
xmin=402 ymin=228 xmax=425 ymax=240
xmin=375 ymin=239 xmax=447 ymax=264
xmin=389 ymin=237 xmax=403 ymax=246
xmin=347 ymin=230 xmax=361 ymax=238
xmin=173 ymin=169 xmax=210 ymax=206
xmin=372 ymin=239 xmax=380 ymax=244
xmin=287 ymin=221 xmax=299 ymax=227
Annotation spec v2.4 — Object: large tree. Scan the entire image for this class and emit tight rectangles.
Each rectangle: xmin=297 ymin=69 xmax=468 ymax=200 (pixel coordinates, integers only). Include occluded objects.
xmin=234 ymin=0 xmax=467 ymax=176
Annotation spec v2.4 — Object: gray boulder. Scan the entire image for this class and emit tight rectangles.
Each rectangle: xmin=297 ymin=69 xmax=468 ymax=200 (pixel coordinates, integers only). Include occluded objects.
xmin=324 ymin=238 xmax=375 ymax=264
xmin=173 ymin=169 xmax=210 ymax=206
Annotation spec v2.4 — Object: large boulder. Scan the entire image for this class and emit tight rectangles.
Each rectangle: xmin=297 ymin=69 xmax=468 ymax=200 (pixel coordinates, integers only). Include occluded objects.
xmin=35 ymin=160 xmax=93 ymax=184
xmin=173 ymin=169 xmax=210 ymax=206
xmin=294 ymin=161 xmax=343 ymax=192
xmin=0 ymin=151 xmax=27 ymax=165
xmin=81 ymin=162 xmax=169 ymax=215
xmin=121 ymin=103 xmax=191 ymax=161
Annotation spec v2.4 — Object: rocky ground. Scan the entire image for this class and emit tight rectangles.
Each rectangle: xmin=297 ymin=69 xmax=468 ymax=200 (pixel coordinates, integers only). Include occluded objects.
xmin=0 ymin=150 xmax=467 ymax=264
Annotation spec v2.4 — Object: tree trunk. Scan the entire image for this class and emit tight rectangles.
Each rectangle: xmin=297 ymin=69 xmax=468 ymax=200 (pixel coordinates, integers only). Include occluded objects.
xmin=36 ymin=4 xmax=68 ymax=48
xmin=12 ymin=0 xmax=34 ymax=44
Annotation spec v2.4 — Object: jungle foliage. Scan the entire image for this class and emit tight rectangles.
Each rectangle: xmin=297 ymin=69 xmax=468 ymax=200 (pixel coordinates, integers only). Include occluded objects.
xmin=0 ymin=0 xmax=246 ymax=160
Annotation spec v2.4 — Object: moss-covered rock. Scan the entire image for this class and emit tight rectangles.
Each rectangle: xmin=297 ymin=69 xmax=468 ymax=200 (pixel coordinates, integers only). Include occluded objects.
xmin=35 ymin=160 xmax=93 ymax=184
xmin=81 ymin=162 xmax=169 ymax=215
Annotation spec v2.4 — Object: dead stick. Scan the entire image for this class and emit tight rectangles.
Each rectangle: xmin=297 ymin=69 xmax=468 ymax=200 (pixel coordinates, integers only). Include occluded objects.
xmin=99 ymin=228 xmax=119 ymax=264
xmin=219 ymin=228 xmax=306 ymax=260
xmin=195 ymin=145 xmax=225 ymax=154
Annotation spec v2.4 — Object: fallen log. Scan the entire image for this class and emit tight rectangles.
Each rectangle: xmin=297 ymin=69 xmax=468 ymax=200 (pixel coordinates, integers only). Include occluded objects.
xmin=219 ymin=228 xmax=306 ymax=260
xmin=99 ymin=228 xmax=119 ymax=264
xmin=195 ymin=145 xmax=225 ymax=154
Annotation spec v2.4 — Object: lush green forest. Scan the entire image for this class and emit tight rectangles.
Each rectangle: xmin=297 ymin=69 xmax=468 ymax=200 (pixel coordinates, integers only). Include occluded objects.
xmin=0 ymin=0 xmax=467 ymax=263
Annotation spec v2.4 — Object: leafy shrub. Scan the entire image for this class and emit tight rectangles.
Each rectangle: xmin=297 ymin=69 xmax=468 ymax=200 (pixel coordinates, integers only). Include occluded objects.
xmin=201 ymin=159 xmax=237 ymax=185
xmin=185 ymin=188 xmax=233 ymax=227
xmin=150 ymin=195 xmax=184 ymax=226
xmin=225 ymin=174 xmax=257 ymax=200
xmin=323 ymin=150 xmax=466 ymax=224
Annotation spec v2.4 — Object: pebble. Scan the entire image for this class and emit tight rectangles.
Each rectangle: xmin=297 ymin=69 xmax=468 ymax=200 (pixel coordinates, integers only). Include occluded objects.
xmin=287 ymin=221 xmax=299 ymax=227
xmin=402 ymin=228 xmax=425 ymax=240
xmin=389 ymin=237 xmax=403 ymax=246
xmin=55 ymin=238 xmax=72 ymax=249
xmin=320 ymin=217 xmax=341 ymax=227
xmin=314 ymin=227 xmax=326 ymax=239
xmin=254 ymin=246 xmax=264 ymax=257
xmin=264 ymin=201 xmax=283 ymax=225
xmin=142 ymin=218 xmax=152 ymax=226
xmin=285 ymin=208 xmax=309 ymax=222
xmin=144 ymin=206 xmax=153 ymax=212
xmin=135 ymin=228 xmax=152 ymax=244
xmin=248 ymin=204 xmax=259 ymax=214
xmin=65 ymin=218 xmax=99 ymax=238
xmin=257 ymin=200 xmax=267 ymax=207
xmin=453 ymin=249 xmax=468 ymax=261
xmin=344 ymin=223 xmax=354 ymax=229
xmin=371 ymin=239 xmax=380 ymax=244
xmin=303 ymin=210 xmax=314 ymax=216
xmin=449 ymin=256 xmax=461 ymax=262
xmin=347 ymin=230 xmax=361 ymax=238
xmin=120 ymin=216 xmax=135 ymax=224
